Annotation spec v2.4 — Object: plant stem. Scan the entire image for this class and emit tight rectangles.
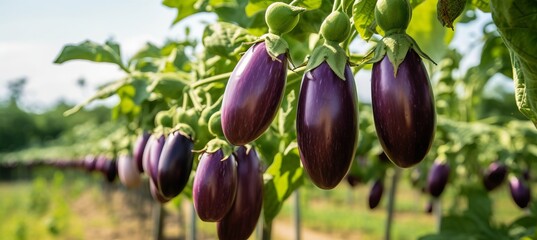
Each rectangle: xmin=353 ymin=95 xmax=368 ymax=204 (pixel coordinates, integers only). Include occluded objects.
xmin=262 ymin=220 xmax=272 ymax=240
xmin=385 ymin=167 xmax=401 ymax=240
xmin=294 ymin=189 xmax=302 ymax=240
xmin=190 ymin=72 xmax=232 ymax=89
xmin=434 ymin=198 xmax=442 ymax=232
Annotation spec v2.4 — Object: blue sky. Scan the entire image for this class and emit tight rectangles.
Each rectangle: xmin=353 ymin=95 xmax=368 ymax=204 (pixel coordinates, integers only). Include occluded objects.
xmin=0 ymin=1 xmax=494 ymax=111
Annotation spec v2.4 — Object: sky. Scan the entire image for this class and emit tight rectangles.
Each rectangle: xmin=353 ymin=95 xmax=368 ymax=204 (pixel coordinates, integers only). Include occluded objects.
xmin=0 ymin=1 xmax=494 ymax=111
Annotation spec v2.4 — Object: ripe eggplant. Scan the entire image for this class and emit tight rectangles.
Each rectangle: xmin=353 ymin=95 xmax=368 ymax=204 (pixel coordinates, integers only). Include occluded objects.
xmin=217 ymin=146 xmax=263 ymax=240
xmin=117 ymin=154 xmax=141 ymax=188
xmin=221 ymin=42 xmax=287 ymax=145
xmin=509 ymin=176 xmax=531 ymax=209
xmin=133 ymin=131 xmax=150 ymax=173
xmin=368 ymin=179 xmax=384 ymax=209
xmin=427 ymin=161 xmax=450 ymax=198
xmin=296 ymin=62 xmax=358 ymax=189
xmin=482 ymin=162 xmax=507 ymax=191
xmin=94 ymin=155 xmax=108 ymax=173
xmin=371 ymin=49 xmax=435 ymax=168
xmin=193 ymin=149 xmax=238 ymax=222
xmin=103 ymin=158 xmax=117 ymax=183
xmin=83 ymin=155 xmax=97 ymax=172
xmin=157 ymin=131 xmax=194 ymax=199
xmin=148 ymin=134 xmax=166 ymax=184
xmin=142 ymin=135 xmax=155 ymax=175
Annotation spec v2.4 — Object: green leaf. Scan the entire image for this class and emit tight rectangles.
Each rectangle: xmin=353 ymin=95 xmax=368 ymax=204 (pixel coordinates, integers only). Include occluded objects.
xmin=54 ymin=40 xmax=128 ymax=72
xmin=293 ymin=0 xmax=322 ymax=10
xmin=471 ymin=0 xmax=490 ymax=13
xmin=352 ymin=0 xmax=377 ymax=41
xmin=147 ymin=72 xmax=190 ymax=99
xmin=406 ymin=0 xmax=454 ymax=62
xmin=245 ymin=0 xmax=273 ymax=17
xmin=202 ymin=22 xmax=257 ymax=60
xmin=491 ymin=0 xmax=537 ymax=127
xmin=162 ymin=0 xmax=202 ymax=25
xmin=263 ymin=147 xmax=304 ymax=222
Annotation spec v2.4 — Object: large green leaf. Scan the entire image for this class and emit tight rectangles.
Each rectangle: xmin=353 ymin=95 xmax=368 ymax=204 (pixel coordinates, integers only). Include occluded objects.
xmin=54 ymin=40 xmax=128 ymax=72
xmin=406 ymin=0 xmax=454 ymax=62
xmin=471 ymin=0 xmax=490 ymax=13
xmin=352 ymin=0 xmax=377 ymax=41
xmin=162 ymin=0 xmax=202 ymax=25
xmin=263 ymin=147 xmax=304 ymax=223
xmin=202 ymin=22 xmax=256 ymax=60
xmin=491 ymin=0 xmax=537 ymax=127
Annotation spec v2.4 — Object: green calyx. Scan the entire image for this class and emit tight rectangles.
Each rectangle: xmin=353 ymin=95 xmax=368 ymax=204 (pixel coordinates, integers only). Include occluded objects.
xmin=172 ymin=123 xmax=195 ymax=141
xmin=259 ymin=33 xmax=289 ymax=60
xmin=365 ymin=33 xmax=435 ymax=76
xmin=204 ymin=138 xmax=234 ymax=160
xmin=306 ymin=40 xmax=348 ymax=80
xmin=208 ymin=111 xmax=224 ymax=138
xmin=265 ymin=2 xmax=306 ymax=36
xmin=320 ymin=11 xmax=351 ymax=43
xmin=375 ymin=0 xmax=412 ymax=33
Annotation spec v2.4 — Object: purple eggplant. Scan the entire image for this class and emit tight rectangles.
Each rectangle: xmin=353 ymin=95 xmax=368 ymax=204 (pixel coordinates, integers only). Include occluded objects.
xmin=103 ymin=158 xmax=117 ymax=183
xmin=368 ymin=179 xmax=384 ymax=209
xmin=94 ymin=155 xmax=108 ymax=173
xmin=427 ymin=161 xmax=450 ymax=198
xmin=117 ymin=154 xmax=141 ymax=188
xmin=371 ymin=49 xmax=435 ymax=168
xmin=133 ymin=131 xmax=150 ymax=173
xmin=346 ymin=174 xmax=361 ymax=188
xmin=157 ymin=131 xmax=194 ymax=199
xmin=221 ymin=42 xmax=287 ymax=145
xmin=142 ymin=135 xmax=155 ymax=175
xmin=482 ymin=162 xmax=507 ymax=191
xmin=193 ymin=149 xmax=238 ymax=222
xmin=217 ymin=146 xmax=263 ymax=240
xmin=296 ymin=62 xmax=358 ymax=189
xmin=509 ymin=176 xmax=531 ymax=209
xmin=148 ymin=134 xmax=166 ymax=184
xmin=83 ymin=155 xmax=97 ymax=172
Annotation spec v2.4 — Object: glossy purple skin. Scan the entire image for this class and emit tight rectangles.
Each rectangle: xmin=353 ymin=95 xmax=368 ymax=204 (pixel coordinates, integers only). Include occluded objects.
xmin=427 ymin=162 xmax=450 ymax=198
xmin=217 ymin=146 xmax=263 ymax=240
xmin=157 ymin=131 xmax=194 ymax=199
xmin=371 ymin=49 xmax=436 ymax=168
xmin=368 ymin=179 xmax=384 ymax=209
xmin=133 ymin=131 xmax=150 ymax=173
xmin=84 ymin=155 xmax=96 ymax=172
xmin=142 ymin=135 xmax=155 ymax=175
xmin=296 ymin=62 xmax=358 ymax=189
xmin=103 ymin=159 xmax=117 ymax=183
xmin=509 ymin=176 xmax=531 ymax=209
xmin=483 ymin=162 xmax=507 ymax=191
xmin=221 ymin=42 xmax=287 ymax=145
xmin=193 ymin=149 xmax=238 ymax=222
xmin=148 ymin=134 xmax=166 ymax=184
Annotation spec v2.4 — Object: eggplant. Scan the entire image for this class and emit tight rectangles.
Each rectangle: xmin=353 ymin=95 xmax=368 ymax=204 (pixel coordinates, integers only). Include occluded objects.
xmin=157 ymin=131 xmax=194 ymax=199
xmin=296 ymin=62 xmax=358 ymax=189
xmin=193 ymin=149 xmax=238 ymax=222
xmin=102 ymin=158 xmax=117 ymax=183
xmin=368 ymin=179 xmax=384 ymax=209
xmin=133 ymin=131 xmax=150 ymax=173
xmin=221 ymin=42 xmax=287 ymax=145
xmin=346 ymin=174 xmax=361 ymax=188
xmin=427 ymin=161 xmax=450 ymax=198
xmin=509 ymin=176 xmax=531 ymax=209
xmin=148 ymin=134 xmax=166 ymax=184
xmin=217 ymin=146 xmax=263 ymax=240
xmin=482 ymin=162 xmax=507 ymax=191
xmin=371 ymin=49 xmax=435 ymax=168
xmin=117 ymin=154 xmax=141 ymax=188
xmin=94 ymin=155 xmax=108 ymax=173
xmin=142 ymin=135 xmax=155 ymax=175
xmin=83 ymin=155 xmax=96 ymax=172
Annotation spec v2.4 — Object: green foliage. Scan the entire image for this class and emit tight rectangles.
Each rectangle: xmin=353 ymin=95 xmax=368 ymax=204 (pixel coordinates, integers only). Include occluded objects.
xmin=54 ymin=40 xmax=128 ymax=72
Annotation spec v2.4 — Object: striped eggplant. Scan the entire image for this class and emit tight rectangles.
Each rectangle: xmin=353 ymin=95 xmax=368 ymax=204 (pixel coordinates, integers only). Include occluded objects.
xmin=371 ymin=49 xmax=435 ymax=168
xmin=221 ymin=42 xmax=287 ymax=145
xmin=217 ymin=146 xmax=263 ymax=240
xmin=193 ymin=149 xmax=238 ymax=222
xmin=157 ymin=131 xmax=194 ymax=199
xmin=296 ymin=62 xmax=358 ymax=189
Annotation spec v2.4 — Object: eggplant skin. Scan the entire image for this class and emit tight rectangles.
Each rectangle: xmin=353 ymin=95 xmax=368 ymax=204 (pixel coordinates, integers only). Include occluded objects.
xmin=193 ymin=149 xmax=238 ymax=222
xmin=217 ymin=146 xmax=263 ymax=240
xmin=157 ymin=131 xmax=194 ymax=199
xmin=133 ymin=131 xmax=150 ymax=173
xmin=117 ymin=154 xmax=141 ymax=188
xmin=296 ymin=62 xmax=359 ymax=189
xmin=368 ymin=180 xmax=384 ymax=209
xmin=103 ymin=158 xmax=117 ymax=183
xmin=221 ymin=42 xmax=287 ymax=145
xmin=427 ymin=162 xmax=450 ymax=198
xmin=509 ymin=176 xmax=531 ymax=209
xmin=150 ymin=179 xmax=171 ymax=203
xmin=483 ymin=162 xmax=507 ymax=191
xmin=148 ymin=134 xmax=166 ymax=184
xmin=371 ymin=49 xmax=436 ymax=168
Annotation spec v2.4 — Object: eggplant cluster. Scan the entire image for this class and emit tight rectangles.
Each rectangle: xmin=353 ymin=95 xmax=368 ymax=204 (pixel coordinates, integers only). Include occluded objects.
xmin=371 ymin=49 xmax=436 ymax=168
xmin=141 ymin=131 xmax=194 ymax=203
xmin=193 ymin=146 xmax=263 ymax=240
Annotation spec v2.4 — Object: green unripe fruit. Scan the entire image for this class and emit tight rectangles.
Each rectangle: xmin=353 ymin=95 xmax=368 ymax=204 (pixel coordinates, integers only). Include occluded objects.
xmin=320 ymin=11 xmax=351 ymax=43
xmin=155 ymin=111 xmax=173 ymax=128
xmin=208 ymin=111 xmax=224 ymax=137
xmin=265 ymin=2 xmax=305 ymax=35
xmin=375 ymin=0 xmax=412 ymax=33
